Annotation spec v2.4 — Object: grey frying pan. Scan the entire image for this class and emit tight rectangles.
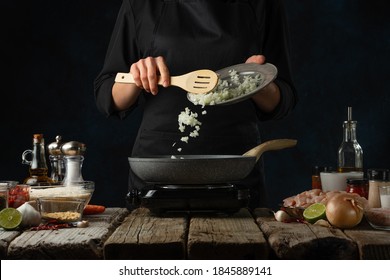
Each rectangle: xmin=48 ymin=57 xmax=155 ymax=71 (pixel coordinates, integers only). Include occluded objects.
xmin=128 ymin=139 xmax=297 ymax=185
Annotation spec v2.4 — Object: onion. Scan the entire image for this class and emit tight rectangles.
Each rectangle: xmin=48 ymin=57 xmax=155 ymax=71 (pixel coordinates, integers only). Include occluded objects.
xmin=326 ymin=193 xmax=364 ymax=229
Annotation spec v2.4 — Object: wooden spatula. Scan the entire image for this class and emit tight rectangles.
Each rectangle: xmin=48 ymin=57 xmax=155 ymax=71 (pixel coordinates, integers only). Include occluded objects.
xmin=115 ymin=69 xmax=218 ymax=94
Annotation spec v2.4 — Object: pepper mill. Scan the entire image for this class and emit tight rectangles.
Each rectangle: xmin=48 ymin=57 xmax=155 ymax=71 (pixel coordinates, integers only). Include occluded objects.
xmin=47 ymin=135 xmax=65 ymax=184
xmin=61 ymin=141 xmax=87 ymax=185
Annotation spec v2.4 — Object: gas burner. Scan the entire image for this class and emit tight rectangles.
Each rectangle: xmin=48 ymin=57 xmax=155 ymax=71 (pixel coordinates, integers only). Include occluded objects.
xmin=127 ymin=184 xmax=250 ymax=215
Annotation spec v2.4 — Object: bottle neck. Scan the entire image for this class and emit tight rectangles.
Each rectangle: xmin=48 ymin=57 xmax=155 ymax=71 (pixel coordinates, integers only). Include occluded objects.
xmin=343 ymin=121 xmax=357 ymax=142
xmin=31 ymin=140 xmax=48 ymax=170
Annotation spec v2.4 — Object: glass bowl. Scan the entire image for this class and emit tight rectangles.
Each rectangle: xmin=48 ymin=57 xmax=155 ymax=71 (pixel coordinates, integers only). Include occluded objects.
xmin=29 ymin=181 xmax=94 ymax=206
xmin=364 ymin=208 xmax=390 ymax=231
xmin=37 ymin=197 xmax=86 ymax=223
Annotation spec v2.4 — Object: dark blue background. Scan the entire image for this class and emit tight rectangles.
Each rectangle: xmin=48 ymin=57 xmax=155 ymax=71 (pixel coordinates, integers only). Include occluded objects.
xmin=1 ymin=0 xmax=389 ymax=210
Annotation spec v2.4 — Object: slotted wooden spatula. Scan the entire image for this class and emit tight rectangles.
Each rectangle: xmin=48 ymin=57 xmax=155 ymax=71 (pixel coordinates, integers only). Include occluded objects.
xmin=115 ymin=69 xmax=218 ymax=94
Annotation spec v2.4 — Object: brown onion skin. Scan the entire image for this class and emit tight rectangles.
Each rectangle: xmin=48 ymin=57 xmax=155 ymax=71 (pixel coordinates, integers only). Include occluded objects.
xmin=326 ymin=193 xmax=364 ymax=229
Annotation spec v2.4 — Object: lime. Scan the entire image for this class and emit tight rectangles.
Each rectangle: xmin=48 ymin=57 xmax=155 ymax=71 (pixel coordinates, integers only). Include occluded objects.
xmin=303 ymin=203 xmax=327 ymax=224
xmin=0 ymin=208 xmax=22 ymax=230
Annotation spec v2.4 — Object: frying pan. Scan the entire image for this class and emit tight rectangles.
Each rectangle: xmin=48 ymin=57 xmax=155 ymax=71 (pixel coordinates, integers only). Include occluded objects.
xmin=128 ymin=139 xmax=297 ymax=185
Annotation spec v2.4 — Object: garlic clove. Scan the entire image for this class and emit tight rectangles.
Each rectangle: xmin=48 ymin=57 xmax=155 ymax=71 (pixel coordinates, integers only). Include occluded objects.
xmin=274 ymin=210 xmax=291 ymax=222
xmin=314 ymin=219 xmax=332 ymax=228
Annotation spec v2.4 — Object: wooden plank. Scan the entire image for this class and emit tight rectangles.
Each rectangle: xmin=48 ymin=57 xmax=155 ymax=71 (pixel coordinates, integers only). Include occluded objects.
xmin=6 ymin=208 xmax=128 ymax=259
xmin=187 ymin=208 xmax=269 ymax=259
xmin=0 ymin=230 xmax=21 ymax=259
xmin=104 ymin=207 xmax=188 ymax=259
xmin=344 ymin=219 xmax=390 ymax=260
xmin=253 ymin=208 xmax=359 ymax=260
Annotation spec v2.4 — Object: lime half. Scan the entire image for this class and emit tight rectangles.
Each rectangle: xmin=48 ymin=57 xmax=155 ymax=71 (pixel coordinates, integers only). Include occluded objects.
xmin=0 ymin=208 xmax=22 ymax=230
xmin=303 ymin=203 xmax=327 ymax=224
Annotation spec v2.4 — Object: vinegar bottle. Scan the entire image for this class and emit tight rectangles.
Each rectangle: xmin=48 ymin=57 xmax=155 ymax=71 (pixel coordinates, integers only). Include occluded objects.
xmin=337 ymin=107 xmax=363 ymax=172
xmin=22 ymin=134 xmax=53 ymax=185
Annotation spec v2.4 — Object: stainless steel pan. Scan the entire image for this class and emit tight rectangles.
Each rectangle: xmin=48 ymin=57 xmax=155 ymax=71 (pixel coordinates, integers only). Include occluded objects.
xmin=128 ymin=139 xmax=297 ymax=185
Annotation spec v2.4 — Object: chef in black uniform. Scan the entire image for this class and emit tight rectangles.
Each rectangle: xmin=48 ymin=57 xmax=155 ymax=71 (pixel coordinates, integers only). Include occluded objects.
xmin=94 ymin=0 xmax=297 ymax=209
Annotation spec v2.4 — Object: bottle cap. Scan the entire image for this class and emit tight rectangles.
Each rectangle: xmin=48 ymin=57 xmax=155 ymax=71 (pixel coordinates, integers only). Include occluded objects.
xmin=33 ymin=134 xmax=43 ymax=143
xmin=367 ymin=168 xmax=390 ymax=181
xmin=346 ymin=178 xmax=368 ymax=185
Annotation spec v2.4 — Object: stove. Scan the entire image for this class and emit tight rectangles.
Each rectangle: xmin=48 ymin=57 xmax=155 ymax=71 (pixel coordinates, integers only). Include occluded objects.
xmin=126 ymin=184 xmax=250 ymax=214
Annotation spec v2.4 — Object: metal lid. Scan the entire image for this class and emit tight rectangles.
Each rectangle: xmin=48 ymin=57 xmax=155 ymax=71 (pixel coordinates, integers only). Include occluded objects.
xmin=346 ymin=178 xmax=368 ymax=185
xmin=61 ymin=141 xmax=86 ymax=156
xmin=367 ymin=168 xmax=390 ymax=181
xmin=48 ymin=135 xmax=64 ymax=155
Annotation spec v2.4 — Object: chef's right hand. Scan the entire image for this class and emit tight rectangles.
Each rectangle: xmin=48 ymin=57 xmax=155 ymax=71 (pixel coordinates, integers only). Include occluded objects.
xmin=130 ymin=56 xmax=170 ymax=95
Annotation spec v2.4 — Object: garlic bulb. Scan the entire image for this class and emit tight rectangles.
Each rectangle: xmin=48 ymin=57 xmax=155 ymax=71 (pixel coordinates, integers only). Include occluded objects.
xmin=17 ymin=202 xmax=41 ymax=227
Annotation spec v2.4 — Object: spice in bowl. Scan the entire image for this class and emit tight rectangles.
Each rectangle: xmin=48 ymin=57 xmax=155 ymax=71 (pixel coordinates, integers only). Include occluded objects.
xmin=37 ymin=197 xmax=86 ymax=223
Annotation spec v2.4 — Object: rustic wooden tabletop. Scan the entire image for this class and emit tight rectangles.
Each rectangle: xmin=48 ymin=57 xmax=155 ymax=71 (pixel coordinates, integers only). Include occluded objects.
xmin=1 ymin=207 xmax=389 ymax=260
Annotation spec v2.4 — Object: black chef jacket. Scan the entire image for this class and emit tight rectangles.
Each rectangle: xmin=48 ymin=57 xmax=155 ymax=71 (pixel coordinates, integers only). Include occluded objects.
xmin=94 ymin=0 xmax=297 ymax=209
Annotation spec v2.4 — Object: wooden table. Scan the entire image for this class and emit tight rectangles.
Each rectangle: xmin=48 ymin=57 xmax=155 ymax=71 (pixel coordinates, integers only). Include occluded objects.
xmin=1 ymin=208 xmax=129 ymax=259
xmin=1 ymin=207 xmax=389 ymax=260
xmin=104 ymin=208 xmax=269 ymax=260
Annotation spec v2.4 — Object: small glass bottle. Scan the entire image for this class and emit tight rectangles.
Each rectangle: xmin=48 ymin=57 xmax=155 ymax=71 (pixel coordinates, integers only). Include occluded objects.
xmin=367 ymin=168 xmax=390 ymax=208
xmin=0 ymin=182 xmax=9 ymax=210
xmin=337 ymin=107 xmax=363 ymax=172
xmin=312 ymin=166 xmax=322 ymax=190
xmin=22 ymin=134 xmax=53 ymax=186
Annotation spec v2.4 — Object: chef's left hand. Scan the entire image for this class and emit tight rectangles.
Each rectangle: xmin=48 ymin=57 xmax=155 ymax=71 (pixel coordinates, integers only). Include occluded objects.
xmin=245 ymin=55 xmax=266 ymax=64
xmin=245 ymin=55 xmax=280 ymax=113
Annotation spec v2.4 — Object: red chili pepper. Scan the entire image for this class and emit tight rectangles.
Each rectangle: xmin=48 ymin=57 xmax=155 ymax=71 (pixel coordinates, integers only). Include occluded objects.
xmin=30 ymin=222 xmax=75 ymax=231
xmin=83 ymin=204 xmax=105 ymax=215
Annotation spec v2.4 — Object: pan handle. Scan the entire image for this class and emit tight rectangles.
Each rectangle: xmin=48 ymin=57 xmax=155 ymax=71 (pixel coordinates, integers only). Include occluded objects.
xmin=243 ymin=139 xmax=297 ymax=162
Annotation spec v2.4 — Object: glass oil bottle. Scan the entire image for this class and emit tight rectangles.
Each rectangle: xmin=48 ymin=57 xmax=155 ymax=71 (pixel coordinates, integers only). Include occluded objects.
xmin=337 ymin=107 xmax=363 ymax=172
xmin=22 ymin=134 xmax=53 ymax=185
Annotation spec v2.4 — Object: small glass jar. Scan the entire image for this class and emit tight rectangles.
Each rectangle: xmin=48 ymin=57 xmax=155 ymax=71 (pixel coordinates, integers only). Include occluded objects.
xmin=0 ymin=183 xmax=9 ymax=210
xmin=367 ymin=168 xmax=390 ymax=208
xmin=346 ymin=178 xmax=369 ymax=199
xmin=311 ymin=166 xmax=322 ymax=190
xmin=8 ymin=184 xmax=31 ymax=208
xmin=0 ymin=181 xmax=18 ymax=210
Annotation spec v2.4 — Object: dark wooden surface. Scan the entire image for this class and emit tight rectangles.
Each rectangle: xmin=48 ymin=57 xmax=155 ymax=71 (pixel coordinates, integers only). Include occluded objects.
xmin=187 ymin=209 xmax=268 ymax=260
xmin=1 ymin=207 xmax=389 ymax=260
xmin=2 ymin=208 xmax=128 ymax=260
xmin=104 ymin=208 xmax=188 ymax=260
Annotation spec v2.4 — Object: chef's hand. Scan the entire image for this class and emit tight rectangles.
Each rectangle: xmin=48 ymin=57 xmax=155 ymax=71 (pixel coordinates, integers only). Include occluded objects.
xmin=245 ymin=55 xmax=266 ymax=64
xmin=245 ymin=55 xmax=281 ymax=113
xmin=112 ymin=56 xmax=170 ymax=111
xmin=130 ymin=56 xmax=171 ymax=95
